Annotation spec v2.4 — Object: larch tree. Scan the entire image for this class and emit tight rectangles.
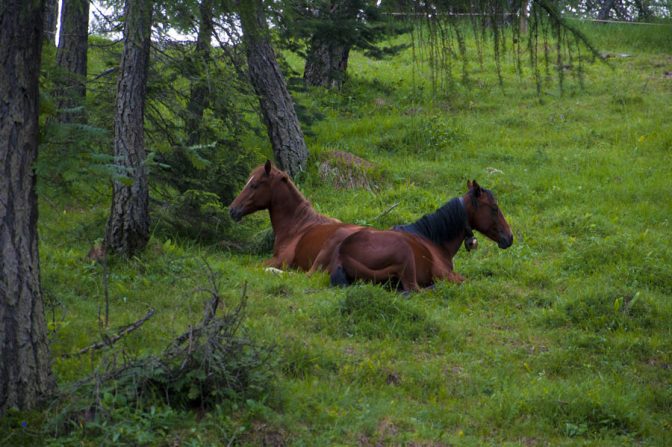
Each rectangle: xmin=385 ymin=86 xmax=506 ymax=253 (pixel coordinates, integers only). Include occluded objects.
xmin=0 ymin=0 xmax=55 ymax=414
xmin=597 ymin=0 xmax=618 ymax=20
xmin=104 ymin=0 xmax=154 ymax=257
xmin=238 ymin=0 xmax=309 ymax=177
xmin=185 ymin=0 xmax=215 ymax=146
xmin=279 ymin=0 xmax=409 ymax=89
xmin=301 ymin=1 xmax=360 ymax=89
xmin=56 ymin=0 xmax=90 ymax=124
xmin=43 ymin=0 xmax=58 ymax=45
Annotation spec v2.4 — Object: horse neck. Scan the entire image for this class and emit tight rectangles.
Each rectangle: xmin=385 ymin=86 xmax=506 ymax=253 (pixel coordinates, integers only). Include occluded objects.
xmin=401 ymin=197 xmax=468 ymax=258
xmin=440 ymin=231 xmax=466 ymax=259
xmin=268 ymin=180 xmax=330 ymax=242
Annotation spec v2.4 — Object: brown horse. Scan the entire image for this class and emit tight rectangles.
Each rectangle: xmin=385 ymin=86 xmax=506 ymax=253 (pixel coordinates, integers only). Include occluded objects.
xmin=329 ymin=180 xmax=513 ymax=291
xmin=229 ymin=161 xmax=362 ymax=270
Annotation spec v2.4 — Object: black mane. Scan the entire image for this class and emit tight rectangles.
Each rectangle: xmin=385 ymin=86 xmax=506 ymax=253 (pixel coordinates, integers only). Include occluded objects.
xmin=394 ymin=197 xmax=468 ymax=246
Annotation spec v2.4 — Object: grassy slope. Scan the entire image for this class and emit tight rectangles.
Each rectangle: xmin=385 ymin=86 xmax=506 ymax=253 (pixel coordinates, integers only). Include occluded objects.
xmin=17 ymin=23 xmax=672 ymax=446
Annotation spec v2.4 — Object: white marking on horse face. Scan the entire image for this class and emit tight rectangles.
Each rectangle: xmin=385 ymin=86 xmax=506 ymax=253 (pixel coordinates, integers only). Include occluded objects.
xmin=245 ymin=176 xmax=253 ymax=188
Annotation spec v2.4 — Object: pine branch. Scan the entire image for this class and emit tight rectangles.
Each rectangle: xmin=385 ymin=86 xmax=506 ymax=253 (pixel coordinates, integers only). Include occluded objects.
xmin=534 ymin=0 xmax=605 ymax=62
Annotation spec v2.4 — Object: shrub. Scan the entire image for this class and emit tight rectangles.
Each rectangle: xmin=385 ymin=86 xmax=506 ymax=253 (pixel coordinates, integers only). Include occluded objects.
xmin=45 ymin=277 xmax=274 ymax=443
xmin=154 ymin=189 xmax=233 ymax=242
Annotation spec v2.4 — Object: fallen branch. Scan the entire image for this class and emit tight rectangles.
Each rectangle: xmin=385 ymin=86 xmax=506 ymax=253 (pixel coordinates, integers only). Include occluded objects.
xmin=63 ymin=308 xmax=156 ymax=358
xmin=374 ymin=202 xmax=400 ymax=222
xmin=172 ymin=279 xmax=247 ymax=349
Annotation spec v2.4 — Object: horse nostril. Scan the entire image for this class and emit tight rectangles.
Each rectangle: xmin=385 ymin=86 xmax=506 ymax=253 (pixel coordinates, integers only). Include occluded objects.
xmin=229 ymin=207 xmax=242 ymax=222
xmin=499 ymin=233 xmax=513 ymax=249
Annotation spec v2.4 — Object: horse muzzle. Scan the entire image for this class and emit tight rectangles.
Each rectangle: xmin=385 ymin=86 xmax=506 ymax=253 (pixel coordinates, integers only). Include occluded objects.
xmin=498 ymin=233 xmax=513 ymax=249
xmin=229 ymin=206 xmax=244 ymax=222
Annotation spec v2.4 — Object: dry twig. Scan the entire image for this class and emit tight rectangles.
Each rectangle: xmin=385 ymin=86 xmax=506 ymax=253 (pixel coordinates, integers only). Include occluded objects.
xmin=63 ymin=308 xmax=155 ymax=358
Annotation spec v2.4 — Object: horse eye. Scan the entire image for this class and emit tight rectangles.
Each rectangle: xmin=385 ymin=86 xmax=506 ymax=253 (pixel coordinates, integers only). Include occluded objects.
xmin=249 ymin=182 xmax=258 ymax=190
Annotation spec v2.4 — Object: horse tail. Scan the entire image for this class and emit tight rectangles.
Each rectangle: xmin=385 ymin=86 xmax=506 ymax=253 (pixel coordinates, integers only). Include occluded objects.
xmin=329 ymin=240 xmax=351 ymax=287
xmin=330 ymin=264 xmax=350 ymax=287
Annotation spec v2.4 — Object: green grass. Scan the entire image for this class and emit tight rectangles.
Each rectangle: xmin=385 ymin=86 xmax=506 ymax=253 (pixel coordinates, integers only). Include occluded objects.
xmin=4 ymin=22 xmax=672 ymax=446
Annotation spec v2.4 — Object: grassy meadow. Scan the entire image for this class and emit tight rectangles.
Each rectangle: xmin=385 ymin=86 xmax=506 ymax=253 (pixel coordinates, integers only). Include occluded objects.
xmin=3 ymin=22 xmax=672 ymax=446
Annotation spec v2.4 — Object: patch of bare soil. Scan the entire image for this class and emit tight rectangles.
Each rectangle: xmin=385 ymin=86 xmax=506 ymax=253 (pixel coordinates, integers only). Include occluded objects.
xmin=318 ymin=150 xmax=377 ymax=190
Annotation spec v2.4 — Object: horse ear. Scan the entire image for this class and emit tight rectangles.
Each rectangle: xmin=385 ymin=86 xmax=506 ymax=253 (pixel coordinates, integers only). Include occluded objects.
xmin=472 ymin=179 xmax=482 ymax=197
xmin=264 ymin=160 xmax=272 ymax=176
xmin=467 ymin=180 xmax=473 ymax=190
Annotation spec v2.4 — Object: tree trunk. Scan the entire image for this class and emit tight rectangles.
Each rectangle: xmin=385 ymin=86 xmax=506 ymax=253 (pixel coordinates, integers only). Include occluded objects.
xmin=634 ymin=0 xmax=652 ymax=20
xmin=43 ymin=0 xmax=58 ymax=45
xmin=0 ymin=0 xmax=55 ymax=415
xmin=518 ymin=0 xmax=529 ymax=35
xmin=597 ymin=0 xmax=616 ymax=20
xmin=185 ymin=0 xmax=214 ymax=146
xmin=56 ymin=0 xmax=90 ymax=124
xmin=238 ymin=0 xmax=308 ymax=177
xmin=304 ymin=37 xmax=351 ymax=89
xmin=105 ymin=0 xmax=153 ymax=257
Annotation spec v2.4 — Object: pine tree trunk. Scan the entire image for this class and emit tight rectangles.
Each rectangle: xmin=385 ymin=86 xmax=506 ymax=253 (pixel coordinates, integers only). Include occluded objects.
xmin=302 ymin=0 xmax=358 ymax=89
xmin=239 ymin=0 xmax=308 ymax=177
xmin=304 ymin=37 xmax=350 ymax=89
xmin=0 ymin=0 xmax=55 ymax=415
xmin=518 ymin=0 xmax=529 ymax=35
xmin=185 ymin=0 xmax=214 ymax=146
xmin=43 ymin=0 xmax=58 ymax=45
xmin=105 ymin=0 xmax=153 ymax=257
xmin=56 ymin=0 xmax=90 ymax=124
xmin=597 ymin=0 xmax=616 ymax=20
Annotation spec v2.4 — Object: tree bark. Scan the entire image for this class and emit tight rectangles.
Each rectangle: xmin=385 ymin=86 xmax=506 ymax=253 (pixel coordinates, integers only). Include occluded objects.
xmin=185 ymin=0 xmax=214 ymax=146
xmin=302 ymin=1 xmax=360 ymax=89
xmin=105 ymin=0 xmax=153 ymax=257
xmin=597 ymin=0 xmax=616 ymax=20
xmin=239 ymin=0 xmax=308 ymax=177
xmin=304 ymin=37 xmax=351 ymax=89
xmin=0 ymin=0 xmax=55 ymax=415
xmin=518 ymin=0 xmax=529 ymax=35
xmin=43 ymin=0 xmax=58 ymax=45
xmin=56 ymin=0 xmax=90 ymax=124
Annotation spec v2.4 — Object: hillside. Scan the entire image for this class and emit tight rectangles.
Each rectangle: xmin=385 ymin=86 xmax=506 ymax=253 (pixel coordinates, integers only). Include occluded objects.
xmin=4 ymin=22 xmax=672 ymax=446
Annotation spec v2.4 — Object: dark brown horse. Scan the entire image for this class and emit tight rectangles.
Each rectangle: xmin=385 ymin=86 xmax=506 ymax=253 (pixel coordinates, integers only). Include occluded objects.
xmin=229 ymin=161 xmax=362 ymax=270
xmin=329 ymin=180 xmax=513 ymax=291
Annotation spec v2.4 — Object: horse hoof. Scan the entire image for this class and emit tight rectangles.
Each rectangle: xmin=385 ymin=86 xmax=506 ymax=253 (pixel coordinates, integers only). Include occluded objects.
xmin=264 ymin=267 xmax=285 ymax=275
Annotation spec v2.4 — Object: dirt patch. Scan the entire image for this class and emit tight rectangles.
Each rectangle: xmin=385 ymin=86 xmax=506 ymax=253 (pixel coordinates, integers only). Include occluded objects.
xmin=243 ymin=421 xmax=287 ymax=447
xmin=358 ymin=418 xmax=399 ymax=446
xmin=318 ymin=150 xmax=379 ymax=190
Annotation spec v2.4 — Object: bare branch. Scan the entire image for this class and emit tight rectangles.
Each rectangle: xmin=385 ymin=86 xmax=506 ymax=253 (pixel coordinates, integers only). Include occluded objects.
xmin=63 ymin=308 xmax=156 ymax=358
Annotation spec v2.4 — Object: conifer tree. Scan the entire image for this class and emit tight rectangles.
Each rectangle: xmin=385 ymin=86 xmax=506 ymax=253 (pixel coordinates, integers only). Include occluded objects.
xmin=0 ymin=0 xmax=55 ymax=414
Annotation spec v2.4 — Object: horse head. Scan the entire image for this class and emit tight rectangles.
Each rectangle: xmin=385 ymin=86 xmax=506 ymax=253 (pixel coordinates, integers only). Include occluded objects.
xmin=229 ymin=160 xmax=290 ymax=222
xmin=464 ymin=180 xmax=513 ymax=249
